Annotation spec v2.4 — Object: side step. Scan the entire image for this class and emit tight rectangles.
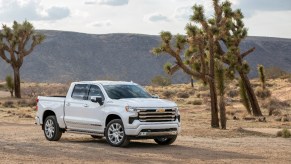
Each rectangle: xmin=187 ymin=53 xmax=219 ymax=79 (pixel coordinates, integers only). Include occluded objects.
xmin=66 ymin=129 xmax=104 ymax=136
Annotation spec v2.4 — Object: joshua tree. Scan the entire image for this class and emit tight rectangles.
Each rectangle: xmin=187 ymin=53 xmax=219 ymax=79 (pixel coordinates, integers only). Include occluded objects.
xmin=214 ymin=1 xmax=263 ymax=116
xmin=153 ymin=0 xmax=263 ymax=128
xmin=5 ymin=75 xmax=14 ymax=97
xmin=0 ymin=20 xmax=45 ymax=98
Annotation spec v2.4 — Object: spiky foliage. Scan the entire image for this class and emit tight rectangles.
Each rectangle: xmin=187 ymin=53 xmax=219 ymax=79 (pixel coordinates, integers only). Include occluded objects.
xmin=215 ymin=61 xmax=226 ymax=129
xmin=239 ymin=78 xmax=252 ymax=114
xmin=257 ymin=64 xmax=266 ymax=89
xmin=5 ymin=75 xmax=14 ymax=97
xmin=0 ymin=20 xmax=45 ymax=98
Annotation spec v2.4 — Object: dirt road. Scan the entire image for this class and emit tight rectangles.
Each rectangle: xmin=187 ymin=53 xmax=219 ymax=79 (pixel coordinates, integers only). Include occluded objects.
xmin=0 ymin=119 xmax=290 ymax=164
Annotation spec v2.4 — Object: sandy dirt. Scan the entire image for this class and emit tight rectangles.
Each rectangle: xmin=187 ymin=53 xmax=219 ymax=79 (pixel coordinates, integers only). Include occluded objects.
xmin=0 ymin=111 xmax=290 ymax=164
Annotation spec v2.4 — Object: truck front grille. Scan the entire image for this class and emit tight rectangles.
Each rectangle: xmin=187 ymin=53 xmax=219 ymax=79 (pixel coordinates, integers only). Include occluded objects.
xmin=137 ymin=108 xmax=176 ymax=122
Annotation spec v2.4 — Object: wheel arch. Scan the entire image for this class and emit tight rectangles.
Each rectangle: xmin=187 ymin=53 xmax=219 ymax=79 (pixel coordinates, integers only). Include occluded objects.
xmin=105 ymin=114 xmax=122 ymax=127
xmin=42 ymin=110 xmax=56 ymax=130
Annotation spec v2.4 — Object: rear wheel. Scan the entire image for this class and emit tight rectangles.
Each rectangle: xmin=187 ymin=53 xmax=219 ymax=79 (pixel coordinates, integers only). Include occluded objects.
xmin=43 ymin=115 xmax=62 ymax=141
xmin=154 ymin=135 xmax=177 ymax=145
xmin=105 ymin=119 xmax=129 ymax=147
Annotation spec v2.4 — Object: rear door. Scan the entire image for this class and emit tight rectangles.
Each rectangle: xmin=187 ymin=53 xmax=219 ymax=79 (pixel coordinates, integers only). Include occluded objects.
xmin=64 ymin=84 xmax=90 ymax=130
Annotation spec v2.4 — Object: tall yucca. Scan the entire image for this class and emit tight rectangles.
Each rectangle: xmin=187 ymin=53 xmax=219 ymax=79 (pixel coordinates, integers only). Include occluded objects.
xmin=239 ymin=78 xmax=252 ymax=114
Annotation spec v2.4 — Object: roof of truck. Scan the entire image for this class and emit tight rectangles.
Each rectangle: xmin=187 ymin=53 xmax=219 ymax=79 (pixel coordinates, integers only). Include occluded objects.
xmin=76 ymin=81 xmax=137 ymax=85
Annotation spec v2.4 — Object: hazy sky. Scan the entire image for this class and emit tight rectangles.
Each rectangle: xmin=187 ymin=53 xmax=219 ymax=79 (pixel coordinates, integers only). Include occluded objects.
xmin=0 ymin=0 xmax=290 ymax=38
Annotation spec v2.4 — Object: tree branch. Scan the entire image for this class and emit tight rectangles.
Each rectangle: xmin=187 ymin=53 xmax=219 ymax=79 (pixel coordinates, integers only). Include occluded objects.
xmin=0 ymin=50 xmax=11 ymax=64
xmin=163 ymin=43 xmax=210 ymax=81
xmin=241 ymin=47 xmax=255 ymax=58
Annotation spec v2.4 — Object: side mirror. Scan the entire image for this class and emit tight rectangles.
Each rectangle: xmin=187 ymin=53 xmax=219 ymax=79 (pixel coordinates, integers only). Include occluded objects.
xmin=91 ymin=96 xmax=104 ymax=105
xmin=152 ymin=94 xmax=159 ymax=99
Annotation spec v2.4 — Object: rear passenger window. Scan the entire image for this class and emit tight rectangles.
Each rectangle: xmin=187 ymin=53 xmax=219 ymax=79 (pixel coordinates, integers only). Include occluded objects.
xmin=71 ymin=84 xmax=90 ymax=100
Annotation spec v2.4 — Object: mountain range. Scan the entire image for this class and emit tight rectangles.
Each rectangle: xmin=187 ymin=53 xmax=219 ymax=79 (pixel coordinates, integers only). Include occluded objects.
xmin=0 ymin=30 xmax=291 ymax=84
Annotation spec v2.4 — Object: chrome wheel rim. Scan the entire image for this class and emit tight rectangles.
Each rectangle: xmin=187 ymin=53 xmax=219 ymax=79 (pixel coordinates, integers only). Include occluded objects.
xmin=45 ymin=119 xmax=55 ymax=139
xmin=108 ymin=123 xmax=124 ymax=144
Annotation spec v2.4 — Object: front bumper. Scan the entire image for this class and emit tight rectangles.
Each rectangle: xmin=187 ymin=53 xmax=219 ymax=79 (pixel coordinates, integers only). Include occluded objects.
xmin=125 ymin=123 xmax=181 ymax=137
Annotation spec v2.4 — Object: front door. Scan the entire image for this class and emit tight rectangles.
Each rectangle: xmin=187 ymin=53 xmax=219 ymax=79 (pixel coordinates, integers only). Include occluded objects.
xmin=64 ymin=84 xmax=105 ymax=133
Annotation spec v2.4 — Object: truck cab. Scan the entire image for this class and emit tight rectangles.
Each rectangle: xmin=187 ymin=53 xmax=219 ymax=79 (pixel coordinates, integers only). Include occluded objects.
xmin=35 ymin=81 xmax=181 ymax=147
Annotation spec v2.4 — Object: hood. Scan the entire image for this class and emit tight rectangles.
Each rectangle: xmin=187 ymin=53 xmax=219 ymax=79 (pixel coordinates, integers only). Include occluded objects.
xmin=111 ymin=98 xmax=177 ymax=108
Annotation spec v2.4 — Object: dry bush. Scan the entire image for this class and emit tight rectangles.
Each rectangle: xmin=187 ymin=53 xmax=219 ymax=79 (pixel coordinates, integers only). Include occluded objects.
xmin=177 ymin=92 xmax=190 ymax=98
xmin=265 ymin=66 xmax=289 ymax=79
xmin=22 ymin=85 xmax=45 ymax=98
xmin=3 ymin=100 xmax=15 ymax=108
xmin=192 ymin=99 xmax=203 ymax=105
xmin=162 ymin=90 xmax=175 ymax=98
xmin=227 ymin=89 xmax=239 ymax=98
xmin=0 ymin=83 xmax=6 ymax=90
xmin=198 ymin=85 xmax=209 ymax=91
xmin=262 ymin=98 xmax=290 ymax=115
xmin=277 ymin=129 xmax=291 ymax=138
xmin=255 ymin=87 xmax=271 ymax=99
xmin=151 ymin=75 xmax=171 ymax=86
xmin=17 ymin=99 xmax=36 ymax=107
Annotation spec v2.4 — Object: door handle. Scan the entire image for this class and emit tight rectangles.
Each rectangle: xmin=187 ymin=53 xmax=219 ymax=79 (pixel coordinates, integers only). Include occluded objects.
xmin=84 ymin=104 xmax=89 ymax=107
xmin=66 ymin=103 xmax=70 ymax=106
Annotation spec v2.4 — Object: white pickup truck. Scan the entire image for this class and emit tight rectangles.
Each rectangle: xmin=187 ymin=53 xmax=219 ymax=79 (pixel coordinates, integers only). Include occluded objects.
xmin=35 ymin=81 xmax=181 ymax=147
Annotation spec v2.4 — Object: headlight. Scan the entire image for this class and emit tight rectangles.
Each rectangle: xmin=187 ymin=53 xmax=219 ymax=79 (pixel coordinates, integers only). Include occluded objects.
xmin=125 ymin=106 xmax=139 ymax=112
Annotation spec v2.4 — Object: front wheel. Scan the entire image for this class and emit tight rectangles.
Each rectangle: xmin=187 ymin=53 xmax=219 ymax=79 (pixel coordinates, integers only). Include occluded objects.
xmin=154 ymin=135 xmax=177 ymax=145
xmin=105 ymin=119 xmax=130 ymax=147
xmin=43 ymin=115 xmax=62 ymax=141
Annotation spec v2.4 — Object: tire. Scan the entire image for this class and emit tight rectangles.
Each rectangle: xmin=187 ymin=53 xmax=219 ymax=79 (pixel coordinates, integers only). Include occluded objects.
xmin=105 ymin=119 xmax=129 ymax=147
xmin=43 ymin=115 xmax=62 ymax=141
xmin=154 ymin=135 xmax=177 ymax=145
xmin=91 ymin=135 xmax=103 ymax=139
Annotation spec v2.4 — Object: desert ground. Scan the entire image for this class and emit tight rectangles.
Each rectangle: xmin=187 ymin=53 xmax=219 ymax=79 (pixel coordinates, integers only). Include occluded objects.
xmin=0 ymin=78 xmax=290 ymax=163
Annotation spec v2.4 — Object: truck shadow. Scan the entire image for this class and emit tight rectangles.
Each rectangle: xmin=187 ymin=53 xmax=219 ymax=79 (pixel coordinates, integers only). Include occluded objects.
xmin=60 ymin=138 xmax=264 ymax=161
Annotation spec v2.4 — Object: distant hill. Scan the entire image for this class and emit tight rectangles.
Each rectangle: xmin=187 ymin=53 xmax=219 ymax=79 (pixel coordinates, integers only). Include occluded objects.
xmin=0 ymin=30 xmax=290 ymax=84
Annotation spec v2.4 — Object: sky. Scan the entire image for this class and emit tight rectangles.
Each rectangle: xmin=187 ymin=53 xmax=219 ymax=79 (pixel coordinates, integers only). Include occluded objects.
xmin=0 ymin=0 xmax=290 ymax=38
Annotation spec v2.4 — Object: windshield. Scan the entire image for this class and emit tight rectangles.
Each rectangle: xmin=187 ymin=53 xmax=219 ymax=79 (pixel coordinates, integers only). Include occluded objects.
xmin=103 ymin=84 xmax=152 ymax=99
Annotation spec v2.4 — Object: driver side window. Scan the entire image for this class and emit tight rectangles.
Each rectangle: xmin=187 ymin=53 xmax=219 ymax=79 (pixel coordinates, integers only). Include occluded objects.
xmin=88 ymin=85 xmax=104 ymax=100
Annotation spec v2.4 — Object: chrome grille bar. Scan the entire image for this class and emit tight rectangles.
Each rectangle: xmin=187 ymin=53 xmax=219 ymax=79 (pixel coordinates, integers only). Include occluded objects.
xmin=137 ymin=108 xmax=176 ymax=122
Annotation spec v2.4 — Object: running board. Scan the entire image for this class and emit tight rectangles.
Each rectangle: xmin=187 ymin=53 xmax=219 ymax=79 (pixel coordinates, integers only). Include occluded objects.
xmin=66 ymin=129 xmax=104 ymax=136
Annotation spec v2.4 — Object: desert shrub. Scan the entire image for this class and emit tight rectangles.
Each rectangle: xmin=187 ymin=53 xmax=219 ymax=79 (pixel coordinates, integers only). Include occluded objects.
xmin=3 ymin=100 xmax=15 ymax=108
xmin=0 ymin=83 xmax=6 ymax=90
xmin=262 ymin=98 xmax=290 ymax=113
xmin=192 ymin=99 xmax=203 ymax=105
xmin=177 ymin=92 xmax=190 ymax=98
xmin=162 ymin=90 xmax=175 ymax=98
xmin=6 ymin=75 xmax=14 ymax=97
xmin=17 ymin=99 xmax=28 ymax=107
xmin=269 ymin=109 xmax=282 ymax=116
xmin=277 ymin=129 xmax=291 ymax=138
xmin=188 ymin=90 xmax=195 ymax=95
xmin=151 ymin=75 xmax=171 ymax=86
xmin=198 ymin=85 xmax=209 ymax=91
xmin=255 ymin=87 xmax=271 ymax=99
xmin=227 ymin=89 xmax=239 ymax=98
xmin=17 ymin=99 xmax=36 ymax=107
